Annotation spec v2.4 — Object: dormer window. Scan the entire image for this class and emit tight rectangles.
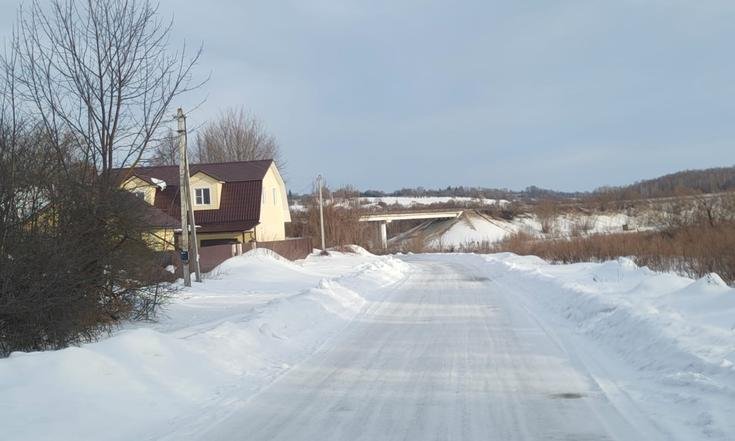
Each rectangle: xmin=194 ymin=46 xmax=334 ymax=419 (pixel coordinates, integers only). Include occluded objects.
xmin=195 ymin=188 xmax=211 ymax=205
xmin=133 ymin=191 xmax=146 ymax=200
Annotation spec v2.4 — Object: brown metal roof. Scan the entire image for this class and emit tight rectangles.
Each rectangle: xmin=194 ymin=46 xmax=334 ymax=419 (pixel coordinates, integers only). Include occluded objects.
xmin=142 ymin=205 xmax=180 ymax=229
xmin=121 ymin=191 xmax=180 ymax=229
xmin=111 ymin=160 xmax=273 ymax=234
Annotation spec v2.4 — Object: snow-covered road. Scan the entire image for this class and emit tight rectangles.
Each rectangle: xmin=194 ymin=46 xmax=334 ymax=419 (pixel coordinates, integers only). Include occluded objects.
xmin=190 ymin=257 xmax=645 ymax=441
xmin=4 ymin=250 xmax=733 ymax=441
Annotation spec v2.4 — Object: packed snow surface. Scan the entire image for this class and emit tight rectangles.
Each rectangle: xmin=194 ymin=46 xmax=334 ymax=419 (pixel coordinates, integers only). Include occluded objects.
xmin=2 ymin=250 xmax=733 ymax=440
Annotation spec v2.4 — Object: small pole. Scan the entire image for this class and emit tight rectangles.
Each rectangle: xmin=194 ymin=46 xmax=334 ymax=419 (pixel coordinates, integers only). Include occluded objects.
xmin=177 ymin=108 xmax=191 ymax=287
xmin=317 ymin=174 xmax=326 ymax=252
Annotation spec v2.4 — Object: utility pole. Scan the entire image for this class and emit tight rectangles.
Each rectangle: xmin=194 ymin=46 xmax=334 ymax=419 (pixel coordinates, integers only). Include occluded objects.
xmin=177 ymin=108 xmax=191 ymax=287
xmin=317 ymin=174 xmax=326 ymax=252
xmin=180 ymin=112 xmax=202 ymax=283
xmin=177 ymin=108 xmax=202 ymax=285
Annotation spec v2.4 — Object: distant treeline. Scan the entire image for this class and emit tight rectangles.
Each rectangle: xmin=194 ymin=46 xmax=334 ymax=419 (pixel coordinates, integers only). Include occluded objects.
xmin=289 ymin=165 xmax=735 ymax=203
xmin=359 ymin=185 xmax=586 ymax=201
xmin=595 ymin=166 xmax=735 ymax=200
xmin=359 ymin=166 xmax=735 ymax=202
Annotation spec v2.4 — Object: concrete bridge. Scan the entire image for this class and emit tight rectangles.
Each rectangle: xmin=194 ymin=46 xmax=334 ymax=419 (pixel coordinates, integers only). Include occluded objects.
xmin=359 ymin=210 xmax=464 ymax=249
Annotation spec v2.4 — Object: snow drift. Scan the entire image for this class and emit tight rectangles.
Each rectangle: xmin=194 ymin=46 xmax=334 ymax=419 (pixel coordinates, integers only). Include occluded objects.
xmin=0 ymin=249 xmax=410 ymax=441
xmin=455 ymin=252 xmax=735 ymax=439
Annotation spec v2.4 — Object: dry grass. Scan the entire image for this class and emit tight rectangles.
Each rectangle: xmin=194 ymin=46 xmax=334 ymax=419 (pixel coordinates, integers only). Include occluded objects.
xmin=287 ymin=203 xmax=377 ymax=251
xmin=490 ymin=223 xmax=735 ymax=284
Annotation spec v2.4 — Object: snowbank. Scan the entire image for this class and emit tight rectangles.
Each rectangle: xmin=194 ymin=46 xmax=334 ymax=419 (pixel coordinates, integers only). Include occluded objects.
xmin=0 ymin=249 xmax=410 ymax=441
xmin=465 ymin=253 xmax=735 ymax=439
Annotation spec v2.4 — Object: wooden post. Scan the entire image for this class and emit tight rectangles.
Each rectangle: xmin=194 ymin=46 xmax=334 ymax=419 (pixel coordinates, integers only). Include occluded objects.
xmin=177 ymin=108 xmax=191 ymax=287
xmin=180 ymin=111 xmax=202 ymax=283
xmin=317 ymin=174 xmax=326 ymax=252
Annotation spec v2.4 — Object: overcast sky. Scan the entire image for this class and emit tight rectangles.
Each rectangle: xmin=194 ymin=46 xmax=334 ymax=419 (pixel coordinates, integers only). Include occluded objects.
xmin=1 ymin=1 xmax=734 ymax=193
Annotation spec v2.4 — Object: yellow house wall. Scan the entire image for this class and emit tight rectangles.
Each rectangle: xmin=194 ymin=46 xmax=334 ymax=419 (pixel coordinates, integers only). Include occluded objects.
xmin=255 ymin=164 xmax=291 ymax=241
xmin=190 ymin=172 xmax=223 ymax=211
xmin=121 ymin=176 xmax=156 ymax=205
xmin=145 ymin=228 xmax=176 ymax=251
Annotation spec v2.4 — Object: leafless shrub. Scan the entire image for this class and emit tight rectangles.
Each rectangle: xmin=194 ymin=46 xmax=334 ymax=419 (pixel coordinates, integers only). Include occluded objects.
xmin=393 ymin=232 xmax=431 ymax=254
xmin=535 ymin=200 xmax=557 ymax=235
xmin=0 ymin=0 xmax=197 ymax=356
xmin=287 ymin=184 xmax=375 ymax=251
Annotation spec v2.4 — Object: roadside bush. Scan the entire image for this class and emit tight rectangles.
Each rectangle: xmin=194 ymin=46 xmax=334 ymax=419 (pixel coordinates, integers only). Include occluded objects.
xmin=0 ymin=0 xmax=197 ymax=356
xmin=0 ymin=172 xmax=173 ymax=356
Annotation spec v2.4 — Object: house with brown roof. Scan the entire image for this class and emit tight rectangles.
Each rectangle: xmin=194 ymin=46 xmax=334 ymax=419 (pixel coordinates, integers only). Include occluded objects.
xmin=116 ymin=159 xmax=291 ymax=250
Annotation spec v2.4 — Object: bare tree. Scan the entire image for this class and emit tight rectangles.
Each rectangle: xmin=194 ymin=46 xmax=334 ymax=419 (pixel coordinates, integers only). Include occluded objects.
xmin=11 ymin=0 xmax=202 ymax=177
xmin=149 ymin=128 xmax=179 ymax=165
xmin=194 ymin=107 xmax=281 ymax=166
xmin=0 ymin=0 xmax=199 ymax=356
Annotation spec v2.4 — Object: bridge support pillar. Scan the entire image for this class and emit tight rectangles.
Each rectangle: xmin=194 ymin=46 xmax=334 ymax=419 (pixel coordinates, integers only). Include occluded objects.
xmin=379 ymin=221 xmax=388 ymax=249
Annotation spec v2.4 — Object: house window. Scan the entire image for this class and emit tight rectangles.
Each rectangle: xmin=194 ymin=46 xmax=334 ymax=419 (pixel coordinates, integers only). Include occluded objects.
xmin=134 ymin=191 xmax=146 ymax=200
xmin=272 ymin=188 xmax=277 ymax=205
xmin=195 ymin=188 xmax=211 ymax=205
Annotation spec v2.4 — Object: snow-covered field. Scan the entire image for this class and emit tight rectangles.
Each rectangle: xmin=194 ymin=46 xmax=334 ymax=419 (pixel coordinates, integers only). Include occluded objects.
xmin=360 ymin=196 xmax=509 ymax=207
xmin=288 ymin=196 xmax=509 ymax=212
xmin=1 ymin=249 xmax=733 ymax=440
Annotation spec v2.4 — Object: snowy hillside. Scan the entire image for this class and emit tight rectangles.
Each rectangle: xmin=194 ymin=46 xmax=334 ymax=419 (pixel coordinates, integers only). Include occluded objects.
xmin=391 ymin=210 xmax=651 ymax=249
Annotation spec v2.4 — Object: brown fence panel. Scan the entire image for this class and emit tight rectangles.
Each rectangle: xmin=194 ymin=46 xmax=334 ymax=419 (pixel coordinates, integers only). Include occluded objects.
xmin=198 ymin=243 xmax=238 ymax=272
xmin=171 ymin=243 xmax=237 ymax=274
xmin=169 ymin=238 xmax=311 ymax=275
xmin=257 ymin=237 xmax=313 ymax=261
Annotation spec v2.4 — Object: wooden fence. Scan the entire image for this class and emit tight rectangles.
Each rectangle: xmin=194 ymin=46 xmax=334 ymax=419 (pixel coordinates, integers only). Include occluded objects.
xmin=256 ymin=237 xmax=313 ymax=261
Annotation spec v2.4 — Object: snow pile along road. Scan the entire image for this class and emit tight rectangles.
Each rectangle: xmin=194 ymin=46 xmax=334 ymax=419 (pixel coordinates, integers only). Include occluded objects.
xmin=3 ymin=248 xmax=733 ymax=441
xmin=468 ymin=253 xmax=735 ymax=440
xmin=0 ymin=249 xmax=410 ymax=441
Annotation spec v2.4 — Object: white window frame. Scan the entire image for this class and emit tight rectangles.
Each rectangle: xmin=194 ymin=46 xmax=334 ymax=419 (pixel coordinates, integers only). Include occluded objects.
xmin=195 ymin=187 xmax=211 ymax=205
xmin=272 ymin=188 xmax=277 ymax=205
